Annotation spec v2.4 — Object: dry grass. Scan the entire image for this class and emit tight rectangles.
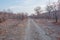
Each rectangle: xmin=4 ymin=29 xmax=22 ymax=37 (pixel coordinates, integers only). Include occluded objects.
xmin=35 ymin=19 xmax=49 ymax=26
xmin=0 ymin=17 xmax=5 ymax=23
xmin=47 ymin=29 xmax=55 ymax=35
xmin=17 ymin=19 xmax=27 ymax=40
xmin=0 ymin=28 xmax=7 ymax=36
xmin=35 ymin=19 xmax=60 ymax=40
xmin=51 ymin=20 xmax=60 ymax=26
xmin=56 ymin=37 xmax=60 ymax=40
xmin=52 ymin=22 xmax=60 ymax=25
xmin=0 ymin=18 xmax=27 ymax=40
xmin=35 ymin=19 xmax=60 ymax=26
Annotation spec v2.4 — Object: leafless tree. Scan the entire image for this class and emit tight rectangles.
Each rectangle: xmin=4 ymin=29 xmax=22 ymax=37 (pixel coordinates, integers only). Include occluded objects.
xmin=53 ymin=3 xmax=58 ymax=22
xmin=34 ymin=7 xmax=42 ymax=15
xmin=46 ymin=4 xmax=54 ymax=19
xmin=34 ymin=6 xmax=42 ymax=18
xmin=46 ymin=2 xmax=58 ymax=22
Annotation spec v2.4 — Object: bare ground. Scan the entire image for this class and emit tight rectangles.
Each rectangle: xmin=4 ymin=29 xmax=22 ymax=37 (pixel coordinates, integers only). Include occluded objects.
xmin=34 ymin=19 xmax=60 ymax=40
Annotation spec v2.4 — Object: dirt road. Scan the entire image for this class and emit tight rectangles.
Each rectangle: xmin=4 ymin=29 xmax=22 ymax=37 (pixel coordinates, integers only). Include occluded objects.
xmin=24 ymin=19 xmax=52 ymax=40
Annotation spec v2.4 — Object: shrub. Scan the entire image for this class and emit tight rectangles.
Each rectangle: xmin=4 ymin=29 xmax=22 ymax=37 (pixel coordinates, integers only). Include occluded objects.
xmin=0 ymin=17 xmax=5 ymax=23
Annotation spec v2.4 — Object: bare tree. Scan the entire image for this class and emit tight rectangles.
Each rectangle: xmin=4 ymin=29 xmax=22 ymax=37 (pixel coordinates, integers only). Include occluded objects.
xmin=34 ymin=6 xmax=42 ymax=18
xmin=52 ymin=3 xmax=58 ymax=23
xmin=46 ymin=5 xmax=54 ymax=19
xmin=46 ymin=2 xmax=58 ymax=22
xmin=34 ymin=7 xmax=42 ymax=15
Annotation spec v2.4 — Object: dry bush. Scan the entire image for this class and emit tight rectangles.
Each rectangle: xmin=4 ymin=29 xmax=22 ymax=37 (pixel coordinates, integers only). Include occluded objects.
xmin=0 ymin=28 xmax=7 ymax=36
xmin=0 ymin=17 xmax=5 ymax=23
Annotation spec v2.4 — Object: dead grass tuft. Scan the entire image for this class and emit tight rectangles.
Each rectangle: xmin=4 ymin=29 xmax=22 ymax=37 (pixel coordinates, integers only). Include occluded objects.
xmin=0 ymin=28 xmax=7 ymax=36
xmin=52 ymin=21 xmax=60 ymax=26
xmin=0 ymin=17 xmax=5 ymax=23
xmin=56 ymin=37 xmax=60 ymax=40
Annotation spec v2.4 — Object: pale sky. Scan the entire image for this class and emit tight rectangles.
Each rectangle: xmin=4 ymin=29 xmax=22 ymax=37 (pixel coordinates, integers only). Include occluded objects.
xmin=0 ymin=0 xmax=58 ymax=15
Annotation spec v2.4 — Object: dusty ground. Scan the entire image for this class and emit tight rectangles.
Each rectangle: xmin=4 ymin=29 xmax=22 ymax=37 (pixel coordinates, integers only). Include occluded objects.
xmin=0 ymin=19 xmax=27 ymax=40
xmin=34 ymin=19 xmax=60 ymax=40
xmin=24 ymin=19 xmax=51 ymax=40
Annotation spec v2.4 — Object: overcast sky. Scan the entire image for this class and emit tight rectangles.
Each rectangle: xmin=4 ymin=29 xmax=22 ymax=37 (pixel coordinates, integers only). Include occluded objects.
xmin=0 ymin=0 xmax=58 ymax=15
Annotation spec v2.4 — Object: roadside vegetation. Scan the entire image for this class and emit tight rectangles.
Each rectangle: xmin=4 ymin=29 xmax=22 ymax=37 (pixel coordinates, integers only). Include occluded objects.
xmin=30 ymin=0 xmax=60 ymax=25
xmin=0 ymin=10 xmax=28 ymax=40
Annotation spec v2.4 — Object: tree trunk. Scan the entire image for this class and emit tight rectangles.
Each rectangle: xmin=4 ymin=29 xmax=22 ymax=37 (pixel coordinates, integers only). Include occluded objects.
xmin=55 ymin=11 xmax=58 ymax=23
